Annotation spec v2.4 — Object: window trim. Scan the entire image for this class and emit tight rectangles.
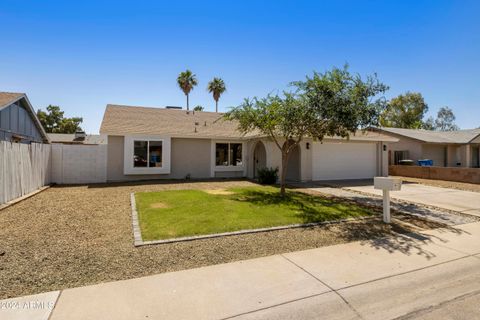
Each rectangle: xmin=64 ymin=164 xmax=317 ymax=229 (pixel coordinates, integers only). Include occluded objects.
xmin=133 ymin=140 xmax=163 ymax=168
xmin=211 ymin=140 xmax=246 ymax=175
xmin=124 ymin=135 xmax=171 ymax=175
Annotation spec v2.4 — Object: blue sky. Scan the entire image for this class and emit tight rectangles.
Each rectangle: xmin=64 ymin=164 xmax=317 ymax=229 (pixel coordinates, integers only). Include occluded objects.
xmin=1 ymin=0 xmax=479 ymax=133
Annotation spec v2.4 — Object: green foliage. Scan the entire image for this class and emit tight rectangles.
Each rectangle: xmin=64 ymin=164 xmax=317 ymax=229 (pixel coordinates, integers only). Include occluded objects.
xmin=225 ymin=65 xmax=388 ymax=194
xmin=434 ymin=107 xmax=459 ymax=131
xmin=423 ymin=106 xmax=459 ymax=131
xmin=380 ymin=92 xmax=428 ymax=129
xmin=136 ymin=186 xmax=373 ymax=240
xmin=37 ymin=105 xmax=83 ymax=134
xmin=177 ymin=69 xmax=198 ymax=110
xmin=257 ymin=167 xmax=278 ymax=185
xmin=422 ymin=116 xmax=435 ymax=130
xmin=207 ymin=77 xmax=226 ymax=112
xmin=193 ymin=105 xmax=204 ymax=111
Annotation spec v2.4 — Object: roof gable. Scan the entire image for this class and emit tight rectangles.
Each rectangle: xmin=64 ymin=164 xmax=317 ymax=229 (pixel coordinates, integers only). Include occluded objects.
xmin=0 ymin=91 xmax=50 ymax=143
xmin=0 ymin=92 xmax=24 ymax=110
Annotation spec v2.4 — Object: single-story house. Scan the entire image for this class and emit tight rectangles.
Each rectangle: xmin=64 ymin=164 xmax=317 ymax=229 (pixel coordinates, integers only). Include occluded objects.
xmin=99 ymin=104 xmax=397 ymax=182
xmin=0 ymin=92 xmax=49 ymax=144
xmin=373 ymin=127 xmax=480 ymax=168
xmin=48 ymin=130 xmax=107 ymax=145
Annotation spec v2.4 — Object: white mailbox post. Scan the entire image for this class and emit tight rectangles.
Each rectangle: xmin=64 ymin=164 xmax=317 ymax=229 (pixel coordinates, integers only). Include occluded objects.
xmin=374 ymin=177 xmax=402 ymax=223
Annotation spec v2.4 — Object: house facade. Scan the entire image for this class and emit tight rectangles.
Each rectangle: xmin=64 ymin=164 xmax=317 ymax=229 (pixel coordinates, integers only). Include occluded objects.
xmin=0 ymin=92 xmax=49 ymax=144
xmin=373 ymin=127 xmax=480 ymax=168
xmin=100 ymin=104 xmax=397 ymax=182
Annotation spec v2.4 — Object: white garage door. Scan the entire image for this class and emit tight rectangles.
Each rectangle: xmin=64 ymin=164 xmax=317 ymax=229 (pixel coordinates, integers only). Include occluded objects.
xmin=312 ymin=142 xmax=377 ymax=180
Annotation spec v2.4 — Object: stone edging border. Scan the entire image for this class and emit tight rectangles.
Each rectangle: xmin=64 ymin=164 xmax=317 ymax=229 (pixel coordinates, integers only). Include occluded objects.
xmin=130 ymin=192 xmax=375 ymax=246
xmin=130 ymin=193 xmax=143 ymax=246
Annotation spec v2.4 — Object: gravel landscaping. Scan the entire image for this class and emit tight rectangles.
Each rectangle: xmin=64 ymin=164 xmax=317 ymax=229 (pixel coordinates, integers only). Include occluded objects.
xmin=0 ymin=180 xmax=447 ymax=299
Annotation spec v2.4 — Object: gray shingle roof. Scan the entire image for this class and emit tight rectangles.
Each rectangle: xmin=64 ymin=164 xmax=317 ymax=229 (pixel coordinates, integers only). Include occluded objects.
xmin=100 ymin=104 xmax=250 ymax=139
xmin=376 ymin=127 xmax=480 ymax=143
xmin=100 ymin=104 xmax=398 ymax=142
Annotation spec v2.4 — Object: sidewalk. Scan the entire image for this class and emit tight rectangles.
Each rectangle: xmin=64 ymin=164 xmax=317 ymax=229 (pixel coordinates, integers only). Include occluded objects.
xmin=3 ymin=222 xmax=480 ymax=320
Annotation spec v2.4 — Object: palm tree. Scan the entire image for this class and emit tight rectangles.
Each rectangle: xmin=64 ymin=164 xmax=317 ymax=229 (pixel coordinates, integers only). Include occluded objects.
xmin=177 ymin=70 xmax=198 ymax=111
xmin=207 ymin=77 xmax=226 ymax=112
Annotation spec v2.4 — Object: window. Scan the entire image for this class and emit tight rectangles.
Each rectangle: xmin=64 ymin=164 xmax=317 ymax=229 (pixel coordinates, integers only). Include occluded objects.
xmin=216 ymin=143 xmax=243 ymax=167
xmin=149 ymin=141 xmax=163 ymax=167
xmin=216 ymin=143 xmax=229 ymax=166
xmin=230 ymin=143 xmax=242 ymax=166
xmin=394 ymin=150 xmax=409 ymax=165
xmin=134 ymin=140 xmax=162 ymax=168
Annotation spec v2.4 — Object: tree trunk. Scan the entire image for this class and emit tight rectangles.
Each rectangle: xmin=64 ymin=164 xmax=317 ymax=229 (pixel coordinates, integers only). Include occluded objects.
xmin=186 ymin=94 xmax=189 ymax=111
xmin=280 ymin=151 xmax=290 ymax=196
xmin=215 ymin=100 xmax=218 ymax=113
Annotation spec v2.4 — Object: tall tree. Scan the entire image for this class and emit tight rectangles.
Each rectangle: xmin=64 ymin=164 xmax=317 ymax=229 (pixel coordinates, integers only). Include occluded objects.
xmin=422 ymin=116 xmax=435 ymax=130
xmin=225 ymin=66 xmax=388 ymax=195
xmin=434 ymin=106 xmax=459 ymax=131
xmin=37 ymin=105 xmax=83 ymax=133
xmin=380 ymin=92 xmax=428 ymax=129
xmin=177 ymin=70 xmax=198 ymax=111
xmin=207 ymin=77 xmax=226 ymax=112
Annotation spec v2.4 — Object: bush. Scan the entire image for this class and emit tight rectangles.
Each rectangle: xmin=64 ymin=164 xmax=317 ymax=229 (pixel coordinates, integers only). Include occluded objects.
xmin=257 ymin=167 xmax=278 ymax=185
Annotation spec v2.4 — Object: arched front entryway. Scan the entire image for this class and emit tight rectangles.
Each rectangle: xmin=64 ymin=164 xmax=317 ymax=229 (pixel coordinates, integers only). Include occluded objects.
xmin=253 ymin=141 xmax=267 ymax=178
xmin=285 ymin=143 xmax=301 ymax=181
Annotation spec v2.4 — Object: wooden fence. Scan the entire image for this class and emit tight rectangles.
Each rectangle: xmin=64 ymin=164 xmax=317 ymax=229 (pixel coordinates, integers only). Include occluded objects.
xmin=0 ymin=141 xmax=51 ymax=205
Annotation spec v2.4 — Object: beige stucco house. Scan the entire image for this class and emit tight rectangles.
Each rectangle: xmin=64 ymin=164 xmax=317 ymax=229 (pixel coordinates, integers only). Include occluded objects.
xmin=99 ymin=104 xmax=397 ymax=182
xmin=373 ymin=127 xmax=480 ymax=168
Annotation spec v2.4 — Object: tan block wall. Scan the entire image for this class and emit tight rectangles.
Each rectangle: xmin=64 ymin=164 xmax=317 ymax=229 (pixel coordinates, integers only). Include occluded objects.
xmin=389 ymin=165 xmax=480 ymax=184
xmin=387 ymin=136 xmax=423 ymax=164
xmin=421 ymin=144 xmax=446 ymax=167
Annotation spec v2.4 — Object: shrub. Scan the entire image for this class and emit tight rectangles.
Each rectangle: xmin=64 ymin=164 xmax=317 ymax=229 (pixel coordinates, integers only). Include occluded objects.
xmin=257 ymin=167 xmax=278 ymax=185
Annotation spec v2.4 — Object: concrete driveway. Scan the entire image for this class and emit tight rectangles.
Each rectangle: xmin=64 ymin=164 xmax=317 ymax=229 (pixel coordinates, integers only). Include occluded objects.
xmin=345 ymin=182 xmax=480 ymax=217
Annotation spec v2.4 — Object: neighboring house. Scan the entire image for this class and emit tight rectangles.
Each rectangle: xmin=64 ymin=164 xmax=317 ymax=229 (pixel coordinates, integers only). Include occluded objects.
xmin=99 ymin=104 xmax=397 ymax=182
xmin=0 ymin=92 xmax=49 ymax=143
xmin=48 ymin=130 xmax=107 ymax=145
xmin=373 ymin=127 xmax=480 ymax=168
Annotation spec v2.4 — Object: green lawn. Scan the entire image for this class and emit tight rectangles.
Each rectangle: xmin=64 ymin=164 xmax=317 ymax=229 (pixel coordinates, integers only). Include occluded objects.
xmin=135 ymin=186 xmax=374 ymax=240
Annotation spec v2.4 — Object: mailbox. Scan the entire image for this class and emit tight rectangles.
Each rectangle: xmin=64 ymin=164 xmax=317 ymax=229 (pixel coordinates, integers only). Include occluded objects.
xmin=374 ymin=177 xmax=402 ymax=191
xmin=374 ymin=177 xmax=402 ymax=224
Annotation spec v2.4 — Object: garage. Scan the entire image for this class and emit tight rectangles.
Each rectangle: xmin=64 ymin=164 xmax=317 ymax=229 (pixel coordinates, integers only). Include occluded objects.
xmin=312 ymin=141 xmax=378 ymax=180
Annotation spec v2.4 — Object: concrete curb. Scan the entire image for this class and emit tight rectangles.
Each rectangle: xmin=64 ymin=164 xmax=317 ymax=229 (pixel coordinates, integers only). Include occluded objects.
xmin=0 ymin=185 xmax=51 ymax=212
xmin=129 ymin=192 xmax=375 ymax=246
